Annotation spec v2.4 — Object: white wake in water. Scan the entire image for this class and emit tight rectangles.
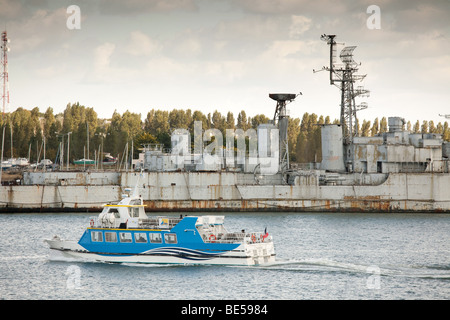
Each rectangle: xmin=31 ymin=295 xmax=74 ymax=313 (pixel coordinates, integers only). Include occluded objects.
xmin=42 ymin=252 xmax=450 ymax=280
xmin=256 ymin=258 xmax=450 ymax=280
xmin=0 ymin=254 xmax=48 ymax=262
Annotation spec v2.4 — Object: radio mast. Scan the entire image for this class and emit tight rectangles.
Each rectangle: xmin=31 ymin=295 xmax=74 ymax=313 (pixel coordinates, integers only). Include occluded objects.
xmin=1 ymin=30 xmax=10 ymax=120
xmin=316 ymin=34 xmax=369 ymax=145
xmin=315 ymin=34 xmax=369 ymax=170
xmin=0 ymin=30 xmax=10 ymax=181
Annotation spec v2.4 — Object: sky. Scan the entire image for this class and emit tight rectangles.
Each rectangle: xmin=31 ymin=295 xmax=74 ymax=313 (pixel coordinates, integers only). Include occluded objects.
xmin=1 ymin=0 xmax=449 ymax=125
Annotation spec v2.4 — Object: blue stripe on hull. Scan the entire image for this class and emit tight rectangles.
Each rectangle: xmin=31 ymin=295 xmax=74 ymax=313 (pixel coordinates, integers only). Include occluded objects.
xmin=143 ymin=247 xmax=227 ymax=260
xmin=80 ymin=247 xmax=244 ymax=260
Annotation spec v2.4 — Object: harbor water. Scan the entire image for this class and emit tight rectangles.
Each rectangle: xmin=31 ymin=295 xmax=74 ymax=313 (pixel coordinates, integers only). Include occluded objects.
xmin=0 ymin=212 xmax=449 ymax=300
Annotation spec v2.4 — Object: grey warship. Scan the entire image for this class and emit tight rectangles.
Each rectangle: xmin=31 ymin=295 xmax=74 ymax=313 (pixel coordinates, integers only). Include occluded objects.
xmin=1 ymin=35 xmax=449 ymax=213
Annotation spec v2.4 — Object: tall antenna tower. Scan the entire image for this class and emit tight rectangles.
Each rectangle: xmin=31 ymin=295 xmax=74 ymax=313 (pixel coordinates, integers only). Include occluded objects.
xmin=315 ymin=34 xmax=369 ymax=145
xmin=0 ymin=30 xmax=9 ymax=180
xmin=1 ymin=30 xmax=10 ymax=121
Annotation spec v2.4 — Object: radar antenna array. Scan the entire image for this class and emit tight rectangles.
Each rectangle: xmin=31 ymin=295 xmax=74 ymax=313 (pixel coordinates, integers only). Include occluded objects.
xmin=269 ymin=93 xmax=301 ymax=174
xmin=316 ymin=34 xmax=369 ymax=146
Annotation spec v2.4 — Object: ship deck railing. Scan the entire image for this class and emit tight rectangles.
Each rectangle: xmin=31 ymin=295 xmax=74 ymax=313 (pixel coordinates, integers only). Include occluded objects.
xmin=202 ymin=232 xmax=272 ymax=244
xmin=88 ymin=217 xmax=272 ymax=244
xmin=88 ymin=216 xmax=183 ymax=229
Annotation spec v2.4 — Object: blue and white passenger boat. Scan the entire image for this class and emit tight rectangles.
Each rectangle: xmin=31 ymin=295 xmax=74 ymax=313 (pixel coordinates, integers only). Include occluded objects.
xmin=45 ymin=188 xmax=276 ymax=266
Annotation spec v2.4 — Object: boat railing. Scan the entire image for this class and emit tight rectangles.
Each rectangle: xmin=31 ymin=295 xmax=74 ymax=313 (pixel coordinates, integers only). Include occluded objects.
xmin=88 ymin=216 xmax=100 ymax=228
xmin=139 ymin=217 xmax=183 ymax=229
xmin=203 ymin=231 xmax=272 ymax=244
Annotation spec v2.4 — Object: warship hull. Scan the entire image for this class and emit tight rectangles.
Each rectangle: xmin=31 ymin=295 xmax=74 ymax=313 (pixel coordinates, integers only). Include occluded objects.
xmin=1 ymin=171 xmax=449 ymax=213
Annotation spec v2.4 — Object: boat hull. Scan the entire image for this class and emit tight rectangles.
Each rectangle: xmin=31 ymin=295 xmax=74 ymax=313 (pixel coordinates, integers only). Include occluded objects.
xmin=45 ymin=238 xmax=276 ymax=266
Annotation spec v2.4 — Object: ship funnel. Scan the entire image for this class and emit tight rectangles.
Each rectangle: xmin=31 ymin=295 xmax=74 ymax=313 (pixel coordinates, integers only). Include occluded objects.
xmin=320 ymin=124 xmax=345 ymax=172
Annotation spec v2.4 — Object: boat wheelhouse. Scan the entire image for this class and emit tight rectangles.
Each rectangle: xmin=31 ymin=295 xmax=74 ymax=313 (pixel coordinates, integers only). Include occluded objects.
xmin=46 ymin=188 xmax=276 ymax=266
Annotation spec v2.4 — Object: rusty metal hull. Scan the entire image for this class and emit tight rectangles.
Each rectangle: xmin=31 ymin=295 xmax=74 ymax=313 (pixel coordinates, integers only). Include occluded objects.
xmin=142 ymin=199 xmax=449 ymax=213
xmin=1 ymin=171 xmax=449 ymax=213
xmin=0 ymin=185 xmax=121 ymax=212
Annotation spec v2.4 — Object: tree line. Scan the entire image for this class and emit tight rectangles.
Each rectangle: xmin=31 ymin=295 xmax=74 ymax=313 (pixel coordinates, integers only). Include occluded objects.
xmin=1 ymin=102 xmax=449 ymax=165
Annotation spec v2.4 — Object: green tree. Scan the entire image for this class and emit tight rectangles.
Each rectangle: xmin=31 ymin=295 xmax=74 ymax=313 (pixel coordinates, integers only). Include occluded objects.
xmin=104 ymin=110 xmax=123 ymax=157
xmin=251 ymin=114 xmax=270 ymax=129
xmin=237 ymin=110 xmax=250 ymax=130
xmin=436 ymin=122 xmax=444 ymax=134
xmin=443 ymin=122 xmax=450 ymax=141
xmin=133 ymin=132 xmax=157 ymax=156
xmin=413 ymin=120 xmax=420 ymax=133
xmin=288 ymin=117 xmax=300 ymax=162
xmin=192 ymin=110 xmax=208 ymax=129
xmin=121 ymin=110 xmax=142 ymax=139
xmin=421 ymin=120 xmax=428 ymax=134
xmin=226 ymin=111 xmax=235 ymax=130
xmin=379 ymin=117 xmax=388 ymax=133
xmin=361 ymin=119 xmax=371 ymax=137
xmin=211 ymin=110 xmax=226 ymax=133
xmin=371 ymin=117 xmax=379 ymax=136
xmin=428 ymin=120 xmax=436 ymax=134
xmin=169 ymin=109 xmax=191 ymax=131
xmin=145 ymin=109 xmax=170 ymax=137
xmin=61 ymin=102 xmax=98 ymax=161
xmin=43 ymin=107 xmax=55 ymax=139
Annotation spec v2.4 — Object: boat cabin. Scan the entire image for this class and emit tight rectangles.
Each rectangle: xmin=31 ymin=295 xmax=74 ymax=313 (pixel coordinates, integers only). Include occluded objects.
xmin=97 ymin=189 xmax=148 ymax=229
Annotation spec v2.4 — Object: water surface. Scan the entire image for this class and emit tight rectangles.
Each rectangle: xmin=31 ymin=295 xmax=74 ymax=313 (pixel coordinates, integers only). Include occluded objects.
xmin=1 ymin=212 xmax=449 ymax=300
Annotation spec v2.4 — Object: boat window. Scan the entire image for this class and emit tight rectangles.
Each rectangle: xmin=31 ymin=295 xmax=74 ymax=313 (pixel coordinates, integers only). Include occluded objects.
xmin=105 ymin=232 xmax=117 ymax=242
xmin=134 ymin=232 xmax=147 ymax=243
xmin=119 ymin=232 xmax=133 ymax=243
xmin=129 ymin=200 xmax=141 ymax=218
xmin=149 ymin=233 xmax=162 ymax=243
xmin=91 ymin=231 xmax=103 ymax=242
xmin=131 ymin=199 xmax=141 ymax=206
xmin=164 ymin=233 xmax=177 ymax=244
xmin=129 ymin=207 xmax=140 ymax=218
xmin=109 ymin=208 xmax=120 ymax=218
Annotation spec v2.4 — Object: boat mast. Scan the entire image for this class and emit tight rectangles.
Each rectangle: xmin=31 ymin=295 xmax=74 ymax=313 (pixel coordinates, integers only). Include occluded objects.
xmin=86 ymin=122 xmax=89 ymax=161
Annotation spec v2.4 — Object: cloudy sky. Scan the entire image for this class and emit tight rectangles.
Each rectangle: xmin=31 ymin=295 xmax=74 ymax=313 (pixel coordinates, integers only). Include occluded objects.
xmin=1 ymin=0 xmax=449 ymax=125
